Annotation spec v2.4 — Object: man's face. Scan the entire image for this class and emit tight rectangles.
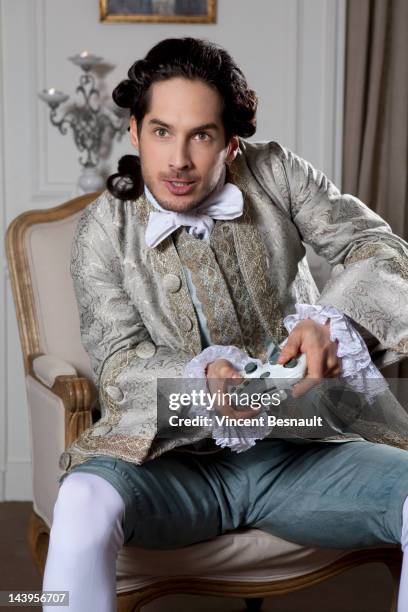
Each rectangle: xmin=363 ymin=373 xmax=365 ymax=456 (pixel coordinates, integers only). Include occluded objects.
xmin=130 ymin=77 xmax=239 ymax=212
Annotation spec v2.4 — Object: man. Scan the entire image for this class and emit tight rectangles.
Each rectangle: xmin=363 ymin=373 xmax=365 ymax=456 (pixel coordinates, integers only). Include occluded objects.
xmin=43 ymin=38 xmax=408 ymax=611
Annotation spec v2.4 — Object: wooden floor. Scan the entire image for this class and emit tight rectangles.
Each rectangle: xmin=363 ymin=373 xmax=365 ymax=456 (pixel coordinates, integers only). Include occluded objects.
xmin=0 ymin=501 xmax=394 ymax=611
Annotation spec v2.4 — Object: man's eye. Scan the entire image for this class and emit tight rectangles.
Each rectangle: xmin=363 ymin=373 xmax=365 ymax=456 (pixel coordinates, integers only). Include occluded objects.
xmin=195 ymin=132 xmax=210 ymax=141
xmin=155 ymin=128 xmax=169 ymax=137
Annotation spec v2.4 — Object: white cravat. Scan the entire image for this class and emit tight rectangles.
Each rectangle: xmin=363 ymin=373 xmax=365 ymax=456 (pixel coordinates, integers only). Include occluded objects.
xmin=144 ymin=167 xmax=244 ymax=248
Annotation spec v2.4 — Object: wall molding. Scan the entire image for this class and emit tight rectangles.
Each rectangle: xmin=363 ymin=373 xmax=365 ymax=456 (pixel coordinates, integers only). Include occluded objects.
xmin=295 ymin=0 xmax=346 ymax=185
xmin=32 ymin=0 xmax=76 ymax=199
xmin=4 ymin=460 xmax=33 ymax=501
xmin=283 ymin=0 xmax=300 ymax=152
xmin=320 ymin=0 xmax=346 ymax=186
xmin=333 ymin=0 xmax=346 ymax=188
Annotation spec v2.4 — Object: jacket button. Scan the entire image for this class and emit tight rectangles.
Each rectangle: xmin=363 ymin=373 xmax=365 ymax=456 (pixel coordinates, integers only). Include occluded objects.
xmin=59 ymin=451 xmax=71 ymax=470
xmin=179 ymin=314 xmax=193 ymax=332
xmin=90 ymin=423 xmax=113 ymax=437
xmin=135 ymin=340 xmax=156 ymax=359
xmin=163 ymin=273 xmax=181 ymax=293
xmin=106 ymin=385 xmax=124 ymax=401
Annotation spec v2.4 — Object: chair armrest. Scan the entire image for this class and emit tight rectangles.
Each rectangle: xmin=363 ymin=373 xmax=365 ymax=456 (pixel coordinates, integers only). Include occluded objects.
xmin=26 ymin=361 xmax=97 ymax=527
xmin=32 ymin=354 xmax=77 ymax=388
xmin=28 ymin=353 xmax=97 ymax=447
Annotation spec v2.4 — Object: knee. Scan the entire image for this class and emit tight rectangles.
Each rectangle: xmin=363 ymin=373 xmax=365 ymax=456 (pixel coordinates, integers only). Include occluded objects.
xmin=50 ymin=473 xmax=125 ymax=554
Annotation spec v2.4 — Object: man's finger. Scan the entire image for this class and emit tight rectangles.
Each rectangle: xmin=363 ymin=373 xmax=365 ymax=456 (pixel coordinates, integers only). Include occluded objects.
xmin=207 ymin=378 xmax=223 ymax=399
xmin=206 ymin=359 xmax=239 ymax=379
xmin=305 ymin=352 xmax=325 ymax=380
xmin=215 ymin=403 xmax=262 ymax=419
xmin=325 ymin=354 xmax=340 ymax=372
xmin=218 ymin=363 xmax=239 ymax=378
xmin=291 ymin=351 xmax=324 ymax=398
xmin=291 ymin=377 xmax=319 ymax=398
xmin=326 ymin=365 xmax=341 ymax=378
xmin=278 ymin=336 xmax=300 ymax=364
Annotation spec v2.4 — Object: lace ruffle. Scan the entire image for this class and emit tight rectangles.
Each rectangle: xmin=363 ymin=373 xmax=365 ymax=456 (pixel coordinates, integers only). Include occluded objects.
xmin=283 ymin=303 xmax=388 ymax=400
xmin=184 ymin=344 xmax=261 ymax=378
xmin=183 ymin=346 xmax=265 ymax=452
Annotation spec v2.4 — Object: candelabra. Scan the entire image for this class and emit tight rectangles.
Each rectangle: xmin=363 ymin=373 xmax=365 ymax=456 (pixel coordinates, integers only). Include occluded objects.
xmin=39 ymin=51 xmax=126 ymax=193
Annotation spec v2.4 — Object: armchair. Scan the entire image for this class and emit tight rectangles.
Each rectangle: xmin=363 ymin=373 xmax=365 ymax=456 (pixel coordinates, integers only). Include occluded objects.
xmin=5 ymin=193 xmax=405 ymax=612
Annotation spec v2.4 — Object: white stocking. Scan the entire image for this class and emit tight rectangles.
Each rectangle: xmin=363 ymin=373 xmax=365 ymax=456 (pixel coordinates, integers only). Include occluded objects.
xmin=42 ymin=472 xmax=125 ymax=612
xmin=398 ymin=496 xmax=408 ymax=611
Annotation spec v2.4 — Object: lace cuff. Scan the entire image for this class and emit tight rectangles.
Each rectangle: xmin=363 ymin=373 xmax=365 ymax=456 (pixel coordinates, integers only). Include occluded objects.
xmin=183 ymin=346 xmax=265 ymax=453
xmin=183 ymin=345 xmax=259 ymax=378
xmin=283 ymin=303 xmax=388 ymax=401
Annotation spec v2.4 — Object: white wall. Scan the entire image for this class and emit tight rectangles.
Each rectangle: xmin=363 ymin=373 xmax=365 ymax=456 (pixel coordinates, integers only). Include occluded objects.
xmin=0 ymin=0 xmax=345 ymax=500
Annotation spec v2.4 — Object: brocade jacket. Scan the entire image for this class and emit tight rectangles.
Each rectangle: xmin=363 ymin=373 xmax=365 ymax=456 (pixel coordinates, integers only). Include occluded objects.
xmin=59 ymin=139 xmax=408 ymax=476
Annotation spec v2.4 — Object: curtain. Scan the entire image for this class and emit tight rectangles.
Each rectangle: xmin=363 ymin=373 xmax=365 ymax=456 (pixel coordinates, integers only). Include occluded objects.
xmin=342 ymin=0 xmax=408 ymax=382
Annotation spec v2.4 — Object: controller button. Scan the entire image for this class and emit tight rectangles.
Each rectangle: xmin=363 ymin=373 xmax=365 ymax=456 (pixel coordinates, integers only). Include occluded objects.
xmin=244 ymin=362 xmax=257 ymax=374
xmin=268 ymin=352 xmax=280 ymax=365
xmin=260 ymin=371 xmax=270 ymax=378
xmin=284 ymin=358 xmax=298 ymax=368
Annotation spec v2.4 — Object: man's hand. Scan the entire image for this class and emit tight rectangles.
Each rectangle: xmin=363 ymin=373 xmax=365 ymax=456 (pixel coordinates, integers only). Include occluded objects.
xmin=206 ymin=359 xmax=262 ymax=419
xmin=277 ymin=319 xmax=341 ymax=398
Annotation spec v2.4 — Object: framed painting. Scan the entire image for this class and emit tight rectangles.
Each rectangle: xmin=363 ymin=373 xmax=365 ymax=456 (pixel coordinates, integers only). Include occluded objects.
xmin=99 ymin=0 xmax=216 ymax=23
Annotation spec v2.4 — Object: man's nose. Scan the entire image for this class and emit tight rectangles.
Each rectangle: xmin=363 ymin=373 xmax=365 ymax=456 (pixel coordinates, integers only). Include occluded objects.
xmin=169 ymin=140 xmax=193 ymax=171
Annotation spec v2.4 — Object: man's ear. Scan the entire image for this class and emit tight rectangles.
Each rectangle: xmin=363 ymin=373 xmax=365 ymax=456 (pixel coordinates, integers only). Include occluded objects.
xmin=129 ymin=116 xmax=139 ymax=150
xmin=225 ymin=136 xmax=240 ymax=163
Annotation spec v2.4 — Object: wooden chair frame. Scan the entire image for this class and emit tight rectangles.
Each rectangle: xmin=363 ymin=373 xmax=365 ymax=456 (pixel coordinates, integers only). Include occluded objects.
xmin=5 ymin=193 xmax=403 ymax=611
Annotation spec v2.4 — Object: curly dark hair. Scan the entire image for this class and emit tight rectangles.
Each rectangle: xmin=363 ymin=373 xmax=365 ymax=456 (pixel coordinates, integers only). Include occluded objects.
xmin=107 ymin=37 xmax=258 ymax=199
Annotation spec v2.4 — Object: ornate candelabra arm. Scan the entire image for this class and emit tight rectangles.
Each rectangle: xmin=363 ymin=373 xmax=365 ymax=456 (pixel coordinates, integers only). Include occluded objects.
xmin=77 ymin=73 xmax=101 ymax=113
xmin=98 ymin=110 xmax=127 ymax=138
xmin=49 ymin=108 xmax=78 ymax=136
xmin=39 ymin=51 xmax=125 ymax=193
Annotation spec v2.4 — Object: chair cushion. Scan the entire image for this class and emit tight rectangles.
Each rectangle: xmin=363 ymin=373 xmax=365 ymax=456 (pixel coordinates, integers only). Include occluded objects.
xmin=115 ymin=528 xmax=387 ymax=589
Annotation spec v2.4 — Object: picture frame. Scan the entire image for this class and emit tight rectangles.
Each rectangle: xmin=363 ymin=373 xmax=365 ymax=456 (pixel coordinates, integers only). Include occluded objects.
xmin=99 ymin=0 xmax=216 ymax=24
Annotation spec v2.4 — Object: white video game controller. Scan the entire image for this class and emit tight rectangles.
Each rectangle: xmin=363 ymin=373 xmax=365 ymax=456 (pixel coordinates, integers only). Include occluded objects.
xmin=232 ymin=342 xmax=307 ymax=400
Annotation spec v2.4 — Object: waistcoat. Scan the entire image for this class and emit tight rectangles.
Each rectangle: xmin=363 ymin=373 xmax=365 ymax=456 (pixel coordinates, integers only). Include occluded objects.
xmin=174 ymin=220 xmax=272 ymax=361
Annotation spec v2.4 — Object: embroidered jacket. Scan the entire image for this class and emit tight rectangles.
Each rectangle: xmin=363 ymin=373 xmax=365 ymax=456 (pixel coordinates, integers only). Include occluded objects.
xmin=59 ymin=139 xmax=408 ymax=475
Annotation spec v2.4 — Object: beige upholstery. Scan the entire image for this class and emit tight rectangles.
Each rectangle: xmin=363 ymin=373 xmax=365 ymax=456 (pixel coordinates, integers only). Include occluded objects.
xmin=115 ymin=530 xmax=390 ymax=592
xmin=32 ymin=355 xmax=77 ymax=388
xmin=26 ymin=373 xmax=66 ymax=526
xmin=26 ymin=213 xmax=93 ymax=379
xmin=6 ymin=194 xmax=403 ymax=610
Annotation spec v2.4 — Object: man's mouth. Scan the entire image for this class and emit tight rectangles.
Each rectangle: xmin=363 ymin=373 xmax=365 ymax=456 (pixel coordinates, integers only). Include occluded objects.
xmin=163 ymin=179 xmax=197 ymax=195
